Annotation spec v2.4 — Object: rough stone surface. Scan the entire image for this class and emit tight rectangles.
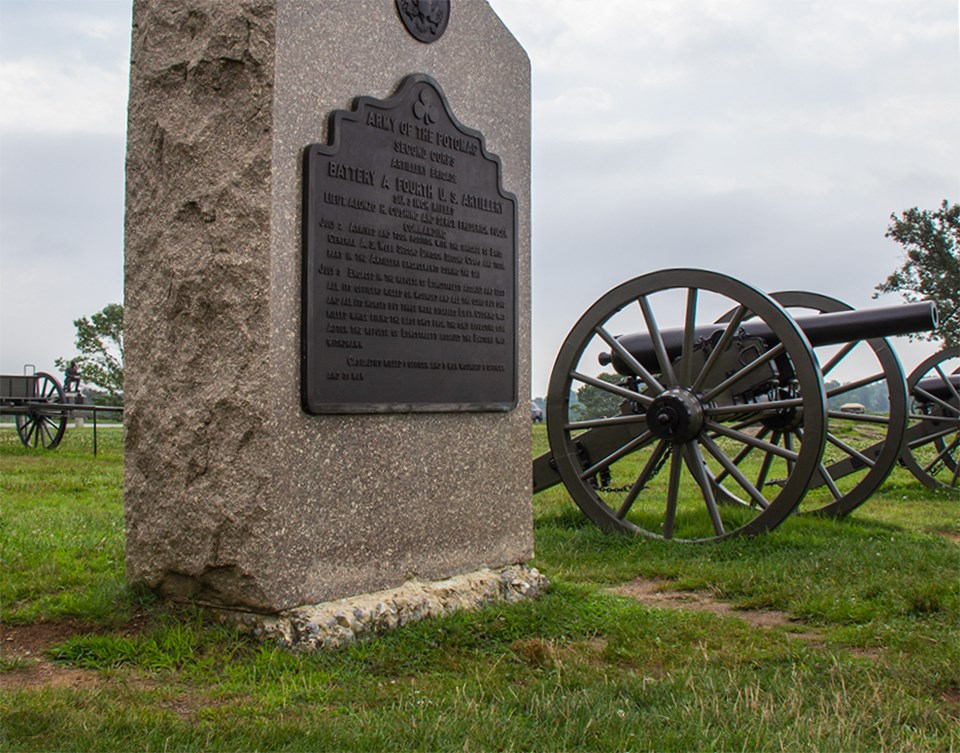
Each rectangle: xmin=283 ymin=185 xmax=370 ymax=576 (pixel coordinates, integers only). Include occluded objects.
xmin=219 ymin=565 xmax=548 ymax=651
xmin=124 ymin=0 xmax=532 ymax=612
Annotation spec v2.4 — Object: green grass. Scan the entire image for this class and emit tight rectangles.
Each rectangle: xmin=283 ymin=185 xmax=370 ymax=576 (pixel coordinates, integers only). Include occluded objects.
xmin=1 ymin=424 xmax=958 ymax=752
xmin=0 ymin=425 xmax=136 ymax=624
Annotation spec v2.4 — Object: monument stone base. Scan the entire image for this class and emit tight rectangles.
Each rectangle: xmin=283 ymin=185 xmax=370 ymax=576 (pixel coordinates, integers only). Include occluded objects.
xmin=216 ymin=565 xmax=548 ymax=651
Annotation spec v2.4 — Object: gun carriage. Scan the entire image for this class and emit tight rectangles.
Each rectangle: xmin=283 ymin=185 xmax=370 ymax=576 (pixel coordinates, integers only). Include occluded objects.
xmin=0 ymin=371 xmax=71 ymax=449
xmin=533 ymin=269 xmax=953 ymax=542
xmin=0 ymin=369 xmax=122 ymax=451
xmin=902 ymin=347 xmax=960 ymax=490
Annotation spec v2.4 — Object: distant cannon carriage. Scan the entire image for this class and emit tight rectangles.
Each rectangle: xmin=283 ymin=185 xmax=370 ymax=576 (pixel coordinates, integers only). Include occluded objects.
xmin=0 ymin=368 xmax=122 ymax=451
xmin=533 ymin=269 xmax=957 ymax=542
xmin=0 ymin=370 xmax=73 ymax=449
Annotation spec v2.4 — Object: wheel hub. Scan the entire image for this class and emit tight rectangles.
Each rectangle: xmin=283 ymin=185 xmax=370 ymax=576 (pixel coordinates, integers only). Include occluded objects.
xmin=647 ymin=389 xmax=704 ymax=442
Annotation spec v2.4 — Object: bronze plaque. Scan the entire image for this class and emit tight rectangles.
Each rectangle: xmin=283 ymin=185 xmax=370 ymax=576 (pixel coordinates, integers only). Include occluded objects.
xmin=302 ymin=74 xmax=518 ymax=414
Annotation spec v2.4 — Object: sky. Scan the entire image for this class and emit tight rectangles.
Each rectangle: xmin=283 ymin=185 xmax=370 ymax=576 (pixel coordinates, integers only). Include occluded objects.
xmin=0 ymin=0 xmax=957 ymax=398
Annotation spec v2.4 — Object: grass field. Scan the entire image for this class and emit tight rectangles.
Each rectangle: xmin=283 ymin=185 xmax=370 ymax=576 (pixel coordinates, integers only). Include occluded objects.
xmin=1 ymin=424 xmax=958 ymax=752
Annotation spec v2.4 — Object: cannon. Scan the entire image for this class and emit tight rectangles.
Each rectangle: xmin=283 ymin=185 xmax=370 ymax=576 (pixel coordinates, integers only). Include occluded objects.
xmin=901 ymin=347 xmax=960 ymax=490
xmin=532 ymin=269 xmax=944 ymax=542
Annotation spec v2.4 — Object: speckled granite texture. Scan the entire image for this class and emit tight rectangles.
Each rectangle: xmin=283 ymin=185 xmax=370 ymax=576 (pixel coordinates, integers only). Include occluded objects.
xmin=123 ymin=0 xmax=532 ymax=613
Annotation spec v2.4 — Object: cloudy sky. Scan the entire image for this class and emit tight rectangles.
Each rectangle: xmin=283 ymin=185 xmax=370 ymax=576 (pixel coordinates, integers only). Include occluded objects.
xmin=0 ymin=0 xmax=957 ymax=397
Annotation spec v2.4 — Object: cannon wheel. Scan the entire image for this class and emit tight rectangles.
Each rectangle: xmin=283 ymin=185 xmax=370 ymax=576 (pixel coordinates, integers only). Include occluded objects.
xmin=15 ymin=372 xmax=67 ymax=449
xmin=717 ymin=291 xmax=908 ymax=517
xmin=901 ymin=347 xmax=959 ymax=490
xmin=545 ymin=269 xmax=827 ymax=542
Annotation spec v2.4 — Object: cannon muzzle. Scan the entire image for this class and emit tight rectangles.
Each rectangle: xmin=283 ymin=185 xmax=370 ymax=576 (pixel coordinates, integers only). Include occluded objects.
xmin=600 ymin=300 xmax=938 ymax=374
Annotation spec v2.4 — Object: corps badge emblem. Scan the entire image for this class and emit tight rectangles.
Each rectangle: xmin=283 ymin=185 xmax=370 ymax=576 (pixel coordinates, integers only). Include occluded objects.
xmin=396 ymin=0 xmax=450 ymax=43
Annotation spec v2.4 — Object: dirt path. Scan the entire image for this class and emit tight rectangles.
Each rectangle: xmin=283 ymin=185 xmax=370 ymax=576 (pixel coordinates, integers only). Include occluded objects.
xmin=607 ymin=577 xmax=827 ymax=644
xmin=1 ymin=621 xmax=101 ymax=690
xmin=1 ymin=615 xmax=150 ymax=691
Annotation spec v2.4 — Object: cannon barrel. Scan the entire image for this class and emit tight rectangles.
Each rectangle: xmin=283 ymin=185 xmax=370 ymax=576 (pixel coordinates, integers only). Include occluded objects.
xmin=600 ymin=300 xmax=938 ymax=374
xmin=914 ymin=372 xmax=960 ymax=403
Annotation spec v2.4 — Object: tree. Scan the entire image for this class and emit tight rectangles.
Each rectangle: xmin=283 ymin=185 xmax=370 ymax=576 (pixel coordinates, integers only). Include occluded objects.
xmin=572 ymin=372 xmax=625 ymax=421
xmin=874 ymin=200 xmax=959 ymax=347
xmin=56 ymin=303 xmax=124 ymax=399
